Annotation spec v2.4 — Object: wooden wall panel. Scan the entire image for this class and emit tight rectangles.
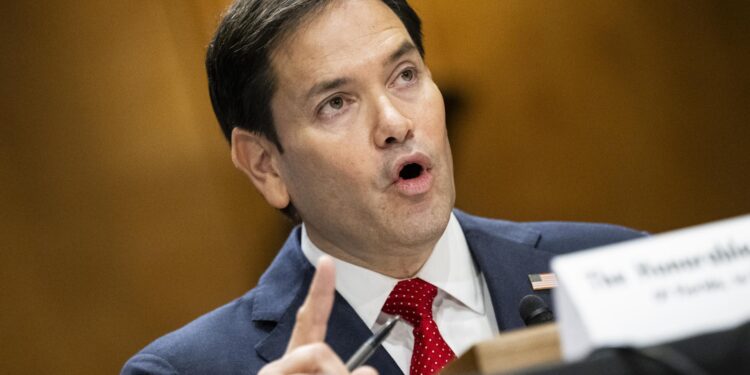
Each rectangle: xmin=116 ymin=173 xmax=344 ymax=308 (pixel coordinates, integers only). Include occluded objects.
xmin=1 ymin=1 xmax=747 ymax=373
xmin=1 ymin=1 xmax=286 ymax=373
xmin=412 ymin=0 xmax=749 ymax=231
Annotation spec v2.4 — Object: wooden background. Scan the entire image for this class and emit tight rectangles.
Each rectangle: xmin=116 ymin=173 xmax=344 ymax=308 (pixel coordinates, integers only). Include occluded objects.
xmin=1 ymin=1 xmax=747 ymax=373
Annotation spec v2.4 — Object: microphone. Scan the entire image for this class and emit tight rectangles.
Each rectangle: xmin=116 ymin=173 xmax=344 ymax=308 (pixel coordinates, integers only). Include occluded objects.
xmin=519 ymin=294 xmax=554 ymax=326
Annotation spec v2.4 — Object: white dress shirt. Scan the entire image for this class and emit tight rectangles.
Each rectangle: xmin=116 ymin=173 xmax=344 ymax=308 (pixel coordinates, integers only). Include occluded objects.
xmin=301 ymin=213 xmax=499 ymax=373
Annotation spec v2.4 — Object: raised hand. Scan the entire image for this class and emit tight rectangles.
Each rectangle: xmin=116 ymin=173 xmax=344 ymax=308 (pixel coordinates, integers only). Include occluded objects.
xmin=258 ymin=256 xmax=378 ymax=375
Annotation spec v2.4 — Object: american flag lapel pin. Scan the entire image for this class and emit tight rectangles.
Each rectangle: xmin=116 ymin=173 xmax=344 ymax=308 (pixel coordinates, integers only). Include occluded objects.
xmin=528 ymin=273 xmax=558 ymax=290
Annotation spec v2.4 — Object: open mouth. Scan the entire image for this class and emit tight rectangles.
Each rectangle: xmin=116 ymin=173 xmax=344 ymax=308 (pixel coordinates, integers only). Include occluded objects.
xmin=391 ymin=154 xmax=433 ymax=195
xmin=399 ymin=163 xmax=424 ymax=180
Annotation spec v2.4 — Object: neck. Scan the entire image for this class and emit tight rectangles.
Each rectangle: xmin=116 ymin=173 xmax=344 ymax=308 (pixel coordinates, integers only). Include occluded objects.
xmin=306 ymin=229 xmax=438 ymax=279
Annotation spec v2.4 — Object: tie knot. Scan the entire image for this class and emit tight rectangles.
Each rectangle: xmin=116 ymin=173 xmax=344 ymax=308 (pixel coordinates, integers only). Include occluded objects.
xmin=382 ymin=278 xmax=438 ymax=327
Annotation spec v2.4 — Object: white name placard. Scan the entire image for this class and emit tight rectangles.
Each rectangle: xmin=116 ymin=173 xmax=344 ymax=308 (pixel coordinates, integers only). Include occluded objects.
xmin=551 ymin=214 xmax=750 ymax=361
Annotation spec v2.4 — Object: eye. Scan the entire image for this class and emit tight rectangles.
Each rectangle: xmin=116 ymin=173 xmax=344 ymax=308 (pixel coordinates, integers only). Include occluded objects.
xmin=316 ymin=94 xmax=351 ymax=120
xmin=391 ymin=66 xmax=419 ymax=89
xmin=400 ymin=69 xmax=415 ymax=82
xmin=328 ymin=96 xmax=344 ymax=110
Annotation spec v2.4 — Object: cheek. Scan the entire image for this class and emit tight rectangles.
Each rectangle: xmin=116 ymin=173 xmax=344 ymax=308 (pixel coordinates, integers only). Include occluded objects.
xmin=323 ymin=151 xmax=372 ymax=187
xmin=284 ymin=143 xmax=371 ymax=192
xmin=418 ymin=86 xmax=448 ymax=141
xmin=420 ymin=85 xmax=453 ymax=172
xmin=415 ymin=82 xmax=446 ymax=122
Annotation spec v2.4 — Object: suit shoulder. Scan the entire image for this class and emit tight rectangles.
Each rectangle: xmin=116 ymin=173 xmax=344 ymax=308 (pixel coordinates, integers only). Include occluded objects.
xmin=454 ymin=210 xmax=646 ymax=253
xmin=525 ymin=221 xmax=647 ymax=255
xmin=121 ymin=352 xmax=178 ymax=375
xmin=122 ymin=291 xmax=270 ymax=374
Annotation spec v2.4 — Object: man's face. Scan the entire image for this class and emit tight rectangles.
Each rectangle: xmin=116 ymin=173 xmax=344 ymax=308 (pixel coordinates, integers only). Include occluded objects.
xmin=268 ymin=0 xmax=454 ymax=258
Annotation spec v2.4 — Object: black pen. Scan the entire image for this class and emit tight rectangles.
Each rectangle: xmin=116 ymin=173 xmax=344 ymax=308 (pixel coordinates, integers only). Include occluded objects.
xmin=345 ymin=315 xmax=401 ymax=371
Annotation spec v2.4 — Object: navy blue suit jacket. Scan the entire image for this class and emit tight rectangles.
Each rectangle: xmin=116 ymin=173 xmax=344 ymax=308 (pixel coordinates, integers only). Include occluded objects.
xmin=122 ymin=210 xmax=645 ymax=374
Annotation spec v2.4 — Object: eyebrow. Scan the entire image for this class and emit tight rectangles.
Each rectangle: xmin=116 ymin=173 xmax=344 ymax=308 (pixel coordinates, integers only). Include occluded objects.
xmin=386 ymin=41 xmax=417 ymax=66
xmin=304 ymin=40 xmax=418 ymax=102
xmin=305 ymin=77 xmax=350 ymax=103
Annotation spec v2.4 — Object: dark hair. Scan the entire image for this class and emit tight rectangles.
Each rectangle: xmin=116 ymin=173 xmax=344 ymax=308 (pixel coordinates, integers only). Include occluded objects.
xmin=206 ymin=0 xmax=424 ymax=220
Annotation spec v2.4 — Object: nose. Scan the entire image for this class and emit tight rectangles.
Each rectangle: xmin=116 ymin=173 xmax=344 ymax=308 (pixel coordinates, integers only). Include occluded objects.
xmin=373 ymin=94 xmax=413 ymax=148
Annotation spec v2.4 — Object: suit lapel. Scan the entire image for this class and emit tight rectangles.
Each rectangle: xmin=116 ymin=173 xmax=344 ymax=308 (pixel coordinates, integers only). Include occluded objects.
xmin=252 ymin=227 xmax=402 ymax=373
xmin=454 ymin=210 xmax=554 ymax=331
xmin=252 ymin=227 xmax=313 ymax=363
xmin=326 ymin=294 xmax=402 ymax=374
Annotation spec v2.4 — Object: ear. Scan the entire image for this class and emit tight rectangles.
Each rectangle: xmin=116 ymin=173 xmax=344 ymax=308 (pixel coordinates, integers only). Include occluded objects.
xmin=231 ymin=128 xmax=290 ymax=209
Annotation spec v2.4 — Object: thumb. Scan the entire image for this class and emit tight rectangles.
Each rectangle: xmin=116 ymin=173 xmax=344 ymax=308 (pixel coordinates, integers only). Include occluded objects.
xmin=286 ymin=256 xmax=336 ymax=351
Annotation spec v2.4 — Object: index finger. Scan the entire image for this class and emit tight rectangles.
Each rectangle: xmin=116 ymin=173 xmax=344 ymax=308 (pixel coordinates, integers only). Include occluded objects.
xmin=286 ymin=256 xmax=336 ymax=352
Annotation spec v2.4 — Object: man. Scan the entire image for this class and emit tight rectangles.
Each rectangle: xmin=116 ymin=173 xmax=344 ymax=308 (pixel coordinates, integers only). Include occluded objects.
xmin=122 ymin=0 xmax=644 ymax=374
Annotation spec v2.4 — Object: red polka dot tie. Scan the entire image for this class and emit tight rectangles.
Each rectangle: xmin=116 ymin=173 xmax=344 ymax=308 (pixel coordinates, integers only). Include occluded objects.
xmin=382 ymin=278 xmax=456 ymax=375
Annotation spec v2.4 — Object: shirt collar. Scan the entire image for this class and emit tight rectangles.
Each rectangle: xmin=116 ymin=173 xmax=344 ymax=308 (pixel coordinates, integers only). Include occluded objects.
xmin=300 ymin=212 xmax=485 ymax=329
xmin=418 ymin=213 xmax=485 ymax=315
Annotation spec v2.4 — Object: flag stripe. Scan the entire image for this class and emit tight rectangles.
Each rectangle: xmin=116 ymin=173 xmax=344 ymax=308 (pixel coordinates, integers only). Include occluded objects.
xmin=529 ymin=273 xmax=558 ymax=290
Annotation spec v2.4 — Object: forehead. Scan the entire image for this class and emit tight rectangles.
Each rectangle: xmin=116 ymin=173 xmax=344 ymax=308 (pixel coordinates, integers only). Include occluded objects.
xmin=270 ymin=0 xmax=413 ymax=91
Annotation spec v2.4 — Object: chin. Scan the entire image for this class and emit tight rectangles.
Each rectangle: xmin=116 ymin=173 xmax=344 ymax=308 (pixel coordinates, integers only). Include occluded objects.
xmin=389 ymin=200 xmax=453 ymax=247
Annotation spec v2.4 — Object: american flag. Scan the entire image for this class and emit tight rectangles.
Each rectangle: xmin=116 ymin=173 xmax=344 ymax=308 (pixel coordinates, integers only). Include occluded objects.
xmin=528 ymin=273 xmax=558 ymax=290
